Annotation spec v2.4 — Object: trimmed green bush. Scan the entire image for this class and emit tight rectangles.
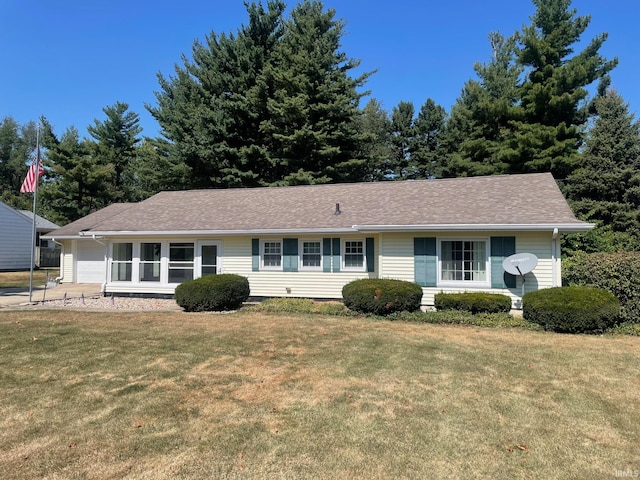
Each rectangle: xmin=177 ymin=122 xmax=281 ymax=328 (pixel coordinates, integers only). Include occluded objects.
xmin=563 ymin=251 xmax=640 ymax=323
xmin=248 ymin=298 xmax=347 ymax=316
xmin=175 ymin=274 xmax=250 ymax=312
xmin=522 ymin=286 xmax=620 ymax=333
xmin=342 ymin=278 xmax=423 ymax=315
xmin=434 ymin=292 xmax=512 ymax=314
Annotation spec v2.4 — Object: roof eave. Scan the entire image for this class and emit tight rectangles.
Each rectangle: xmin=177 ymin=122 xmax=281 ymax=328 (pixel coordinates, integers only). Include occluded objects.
xmin=352 ymin=223 xmax=595 ymax=233
xmin=78 ymin=227 xmax=360 ymax=237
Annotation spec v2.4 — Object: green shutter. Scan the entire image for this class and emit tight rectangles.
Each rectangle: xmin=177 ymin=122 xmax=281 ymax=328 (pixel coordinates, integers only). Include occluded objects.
xmin=251 ymin=238 xmax=259 ymax=272
xmin=322 ymin=238 xmax=332 ymax=272
xmin=283 ymin=238 xmax=298 ymax=272
xmin=332 ymin=238 xmax=341 ymax=272
xmin=490 ymin=236 xmax=516 ymax=288
xmin=366 ymin=237 xmax=375 ymax=273
xmin=414 ymin=237 xmax=437 ymax=287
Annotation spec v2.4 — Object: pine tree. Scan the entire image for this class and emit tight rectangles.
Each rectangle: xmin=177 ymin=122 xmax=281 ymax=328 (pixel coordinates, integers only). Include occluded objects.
xmin=513 ymin=0 xmax=617 ymax=178
xmin=388 ymin=101 xmax=415 ymax=179
xmin=354 ymin=98 xmax=392 ymax=182
xmin=564 ymin=88 xmax=640 ymax=252
xmin=264 ymin=0 xmax=370 ymax=185
xmin=87 ymin=102 xmax=142 ymax=202
xmin=40 ymin=121 xmax=113 ymax=224
xmin=409 ymin=98 xmax=447 ymax=179
xmin=148 ymin=1 xmax=286 ymax=188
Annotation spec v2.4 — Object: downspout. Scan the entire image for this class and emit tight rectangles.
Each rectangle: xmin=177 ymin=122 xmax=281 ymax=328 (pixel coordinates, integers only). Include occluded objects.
xmin=551 ymin=228 xmax=559 ymax=287
xmin=91 ymin=234 xmax=108 ymax=294
xmin=51 ymin=238 xmax=65 ymax=283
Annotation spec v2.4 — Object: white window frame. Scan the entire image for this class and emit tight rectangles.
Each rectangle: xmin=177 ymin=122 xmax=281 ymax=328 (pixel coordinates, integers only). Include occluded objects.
xmin=195 ymin=240 xmax=222 ymax=278
xmin=139 ymin=241 xmax=162 ymax=283
xmin=438 ymin=237 xmax=490 ymax=288
xmin=342 ymin=239 xmax=366 ymax=272
xmin=168 ymin=242 xmax=195 ymax=284
xmin=261 ymin=239 xmax=283 ymax=271
xmin=299 ymin=239 xmax=323 ymax=271
xmin=110 ymin=242 xmax=133 ymax=282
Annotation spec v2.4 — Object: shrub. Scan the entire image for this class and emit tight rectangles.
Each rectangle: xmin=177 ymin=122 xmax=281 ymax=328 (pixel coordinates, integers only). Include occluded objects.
xmin=434 ymin=292 xmax=512 ymax=314
xmin=342 ymin=278 xmax=423 ymax=316
xmin=248 ymin=298 xmax=347 ymax=316
xmin=387 ymin=310 xmax=540 ymax=329
xmin=522 ymin=286 xmax=620 ymax=333
xmin=563 ymin=251 xmax=640 ymax=323
xmin=175 ymin=274 xmax=250 ymax=312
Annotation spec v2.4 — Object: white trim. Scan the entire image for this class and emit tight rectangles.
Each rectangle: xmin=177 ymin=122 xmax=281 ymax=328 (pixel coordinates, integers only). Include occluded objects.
xmin=341 ymin=238 xmax=366 ymax=272
xmin=196 ymin=240 xmax=222 ymax=277
xmin=260 ymin=239 xmax=283 ymax=271
xmin=299 ymin=239 xmax=323 ymax=271
xmin=352 ymin=223 xmax=594 ymax=233
xmin=437 ymin=237 xmax=491 ymax=288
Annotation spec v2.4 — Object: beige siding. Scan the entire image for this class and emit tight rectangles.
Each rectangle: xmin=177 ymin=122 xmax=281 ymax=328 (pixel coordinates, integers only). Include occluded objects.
xmin=59 ymin=240 xmax=74 ymax=283
xmin=380 ymin=231 xmax=556 ymax=308
xmin=222 ymin=236 xmax=372 ymax=299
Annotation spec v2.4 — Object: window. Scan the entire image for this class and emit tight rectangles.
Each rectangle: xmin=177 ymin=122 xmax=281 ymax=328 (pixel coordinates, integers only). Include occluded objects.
xmin=111 ymin=242 xmax=132 ymax=281
xmin=139 ymin=242 xmax=161 ymax=282
xmin=262 ymin=240 xmax=282 ymax=269
xmin=169 ymin=242 xmax=194 ymax=283
xmin=301 ymin=240 xmax=322 ymax=270
xmin=440 ymin=240 xmax=487 ymax=283
xmin=343 ymin=240 xmax=365 ymax=270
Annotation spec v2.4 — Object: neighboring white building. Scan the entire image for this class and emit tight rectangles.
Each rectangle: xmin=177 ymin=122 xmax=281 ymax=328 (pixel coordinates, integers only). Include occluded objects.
xmin=0 ymin=202 xmax=61 ymax=270
xmin=43 ymin=173 xmax=593 ymax=308
xmin=0 ymin=201 xmax=33 ymax=270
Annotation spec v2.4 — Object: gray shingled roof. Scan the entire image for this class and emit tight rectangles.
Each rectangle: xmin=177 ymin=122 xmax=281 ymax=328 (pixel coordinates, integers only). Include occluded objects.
xmin=44 ymin=173 xmax=591 ymax=238
xmin=45 ymin=203 xmax=135 ymax=238
xmin=19 ymin=210 xmax=60 ymax=231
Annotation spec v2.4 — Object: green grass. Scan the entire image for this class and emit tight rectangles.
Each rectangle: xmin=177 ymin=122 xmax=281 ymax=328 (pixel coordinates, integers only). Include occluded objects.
xmin=0 ymin=270 xmax=49 ymax=288
xmin=0 ymin=309 xmax=639 ymax=479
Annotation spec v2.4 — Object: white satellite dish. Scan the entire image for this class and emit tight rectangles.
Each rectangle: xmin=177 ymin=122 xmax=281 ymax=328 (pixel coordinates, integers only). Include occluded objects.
xmin=503 ymin=253 xmax=538 ymax=299
xmin=502 ymin=253 xmax=538 ymax=276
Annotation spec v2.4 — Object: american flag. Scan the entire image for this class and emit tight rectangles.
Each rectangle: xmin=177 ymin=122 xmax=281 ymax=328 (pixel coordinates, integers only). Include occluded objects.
xmin=20 ymin=148 xmax=44 ymax=194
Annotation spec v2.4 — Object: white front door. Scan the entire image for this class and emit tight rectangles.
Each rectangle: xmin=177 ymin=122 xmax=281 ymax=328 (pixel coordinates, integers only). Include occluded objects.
xmin=196 ymin=241 xmax=221 ymax=278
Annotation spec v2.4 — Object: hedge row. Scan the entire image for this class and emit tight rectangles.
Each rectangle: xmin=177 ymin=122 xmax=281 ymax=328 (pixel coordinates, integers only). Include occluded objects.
xmin=563 ymin=251 xmax=640 ymax=323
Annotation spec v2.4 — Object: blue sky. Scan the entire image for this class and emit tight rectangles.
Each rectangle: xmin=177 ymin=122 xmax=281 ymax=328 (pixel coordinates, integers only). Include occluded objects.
xmin=1 ymin=0 xmax=637 ymax=139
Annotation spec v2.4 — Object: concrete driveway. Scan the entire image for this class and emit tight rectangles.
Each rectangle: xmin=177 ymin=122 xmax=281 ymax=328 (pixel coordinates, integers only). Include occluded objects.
xmin=0 ymin=283 xmax=103 ymax=308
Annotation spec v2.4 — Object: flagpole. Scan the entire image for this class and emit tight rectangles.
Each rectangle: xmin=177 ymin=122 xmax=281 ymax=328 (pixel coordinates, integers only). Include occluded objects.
xmin=28 ymin=124 xmax=40 ymax=303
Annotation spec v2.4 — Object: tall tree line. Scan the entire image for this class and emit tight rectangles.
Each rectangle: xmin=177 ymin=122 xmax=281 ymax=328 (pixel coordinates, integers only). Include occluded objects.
xmin=2 ymin=0 xmax=638 ymax=254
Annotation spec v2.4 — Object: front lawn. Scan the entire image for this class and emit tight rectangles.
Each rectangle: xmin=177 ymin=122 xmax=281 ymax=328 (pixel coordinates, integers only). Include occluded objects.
xmin=0 ymin=270 xmax=49 ymax=288
xmin=0 ymin=310 xmax=638 ymax=479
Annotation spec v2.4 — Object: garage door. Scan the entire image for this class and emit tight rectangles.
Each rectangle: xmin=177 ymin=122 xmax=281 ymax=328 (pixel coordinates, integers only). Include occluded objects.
xmin=76 ymin=241 xmax=106 ymax=283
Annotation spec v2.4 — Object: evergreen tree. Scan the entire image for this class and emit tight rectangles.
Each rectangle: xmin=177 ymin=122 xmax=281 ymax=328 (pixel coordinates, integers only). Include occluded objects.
xmin=87 ymin=102 xmax=142 ymax=202
xmin=0 ymin=118 xmax=39 ymax=209
xmin=388 ymin=101 xmax=415 ymax=179
xmin=40 ymin=120 xmax=113 ymax=224
xmin=438 ymin=33 xmax=520 ymax=178
xmin=354 ymin=98 xmax=392 ymax=182
xmin=410 ymin=98 xmax=446 ymax=179
xmin=264 ymin=0 xmax=370 ymax=185
xmin=513 ymin=0 xmax=617 ymax=178
xmin=564 ymin=88 xmax=640 ymax=252
xmin=149 ymin=1 xmax=286 ymax=188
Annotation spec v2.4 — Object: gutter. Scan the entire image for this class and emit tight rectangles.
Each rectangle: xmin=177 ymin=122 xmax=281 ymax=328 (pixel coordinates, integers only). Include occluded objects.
xmin=50 ymin=238 xmax=65 ymax=283
xmin=90 ymin=234 xmax=108 ymax=294
xmin=352 ymin=223 xmax=594 ymax=233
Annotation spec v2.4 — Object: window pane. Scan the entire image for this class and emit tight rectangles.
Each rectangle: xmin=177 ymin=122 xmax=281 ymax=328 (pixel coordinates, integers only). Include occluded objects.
xmin=170 ymin=243 xmax=194 ymax=261
xmin=344 ymin=241 xmax=364 ymax=268
xmin=441 ymin=240 xmax=486 ymax=282
xmin=140 ymin=263 xmax=160 ymax=282
xmin=141 ymin=243 xmax=161 ymax=261
xmin=302 ymin=241 xmax=321 ymax=268
xmin=111 ymin=262 xmax=132 ymax=281
xmin=113 ymin=243 xmax=132 ymax=261
xmin=168 ymin=268 xmax=193 ymax=283
xmin=263 ymin=241 xmax=282 ymax=267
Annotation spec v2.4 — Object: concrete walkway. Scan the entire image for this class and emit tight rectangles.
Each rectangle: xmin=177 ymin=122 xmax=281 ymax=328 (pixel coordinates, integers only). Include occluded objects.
xmin=0 ymin=283 xmax=103 ymax=308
